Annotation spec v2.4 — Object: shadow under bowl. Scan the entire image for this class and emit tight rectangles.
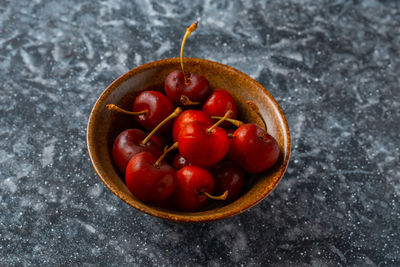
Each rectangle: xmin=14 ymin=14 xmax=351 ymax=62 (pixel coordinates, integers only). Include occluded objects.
xmin=87 ymin=57 xmax=291 ymax=223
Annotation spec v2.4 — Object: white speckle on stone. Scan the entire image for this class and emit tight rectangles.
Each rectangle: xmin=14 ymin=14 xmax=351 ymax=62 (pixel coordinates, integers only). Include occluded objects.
xmin=42 ymin=137 xmax=57 ymax=167
xmin=0 ymin=149 xmax=13 ymax=164
xmin=82 ymin=33 xmax=94 ymax=60
xmin=33 ymin=202 xmax=46 ymax=211
xmin=155 ymin=40 xmax=171 ymax=57
xmin=77 ymin=219 xmax=96 ymax=234
xmin=166 ymin=231 xmax=183 ymax=245
xmin=134 ymin=53 xmax=142 ymax=66
xmin=232 ymin=231 xmax=248 ymax=262
xmin=88 ymin=183 xmax=103 ymax=198
xmin=329 ymin=245 xmax=346 ymax=262
xmin=3 ymin=177 xmax=17 ymax=193
xmin=20 ymin=48 xmax=39 ymax=73
xmin=284 ymin=52 xmax=303 ymax=62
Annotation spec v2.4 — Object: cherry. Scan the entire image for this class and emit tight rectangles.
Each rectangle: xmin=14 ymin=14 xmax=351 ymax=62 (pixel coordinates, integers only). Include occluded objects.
xmin=125 ymin=147 xmax=177 ymax=203
xmin=211 ymin=161 xmax=245 ymax=202
xmin=151 ymin=134 xmax=169 ymax=148
xmin=133 ymin=90 xmax=175 ymax=132
xmin=229 ymin=123 xmax=279 ymax=173
xmin=165 ymin=71 xmax=209 ymax=105
xmin=172 ymin=110 xmax=213 ymax=141
xmin=112 ymin=129 xmax=162 ymax=174
xmin=173 ymin=166 xmax=227 ymax=211
xmin=229 ymin=101 xmax=279 ymax=173
xmin=111 ymin=107 xmax=182 ymax=174
xmin=202 ymin=89 xmax=238 ymax=127
xmin=177 ymin=110 xmax=232 ymax=167
xmin=172 ymin=153 xmax=192 ymax=170
xmin=107 ymin=90 xmax=174 ymax=132
xmin=165 ymin=22 xmax=210 ymax=105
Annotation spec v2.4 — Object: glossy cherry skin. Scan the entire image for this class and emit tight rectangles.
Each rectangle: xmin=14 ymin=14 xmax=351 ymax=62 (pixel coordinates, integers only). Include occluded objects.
xmin=112 ymin=129 xmax=162 ymax=174
xmin=172 ymin=166 xmax=214 ymax=211
xmin=211 ymin=161 xmax=245 ymax=202
xmin=125 ymin=152 xmax=177 ymax=203
xmin=178 ymin=121 xmax=229 ymax=167
xmin=202 ymin=89 xmax=237 ymax=127
xmin=172 ymin=153 xmax=192 ymax=170
xmin=229 ymin=124 xmax=280 ymax=174
xmin=133 ymin=90 xmax=174 ymax=132
xmin=165 ymin=70 xmax=210 ymax=105
xmin=151 ymin=134 xmax=169 ymax=148
xmin=172 ymin=110 xmax=213 ymax=141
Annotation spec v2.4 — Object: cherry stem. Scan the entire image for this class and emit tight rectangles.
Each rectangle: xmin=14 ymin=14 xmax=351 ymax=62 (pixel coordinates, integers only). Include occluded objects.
xmin=180 ymin=21 xmax=198 ymax=84
xmin=180 ymin=95 xmax=200 ymax=106
xmin=211 ymin=116 xmax=244 ymax=127
xmin=206 ymin=110 xmax=233 ymax=133
xmin=202 ymin=190 xmax=228 ymax=201
xmin=106 ymin=104 xmax=148 ymax=116
xmin=141 ymin=107 xmax=182 ymax=146
xmin=154 ymin=142 xmax=179 ymax=168
xmin=246 ymin=101 xmax=268 ymax=132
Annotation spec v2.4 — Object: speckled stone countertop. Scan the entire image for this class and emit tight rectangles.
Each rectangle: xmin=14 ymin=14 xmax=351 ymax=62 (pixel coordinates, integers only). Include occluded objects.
xmin=0 ymin=0 xmax=399 ymax=266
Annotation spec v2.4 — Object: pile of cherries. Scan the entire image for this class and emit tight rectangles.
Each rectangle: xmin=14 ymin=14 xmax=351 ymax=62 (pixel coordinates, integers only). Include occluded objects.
xmin=107 ymin=22 xmax=280 ymax=212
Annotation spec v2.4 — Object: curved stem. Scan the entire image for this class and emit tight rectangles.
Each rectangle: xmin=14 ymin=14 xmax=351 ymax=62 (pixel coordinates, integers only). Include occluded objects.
xmin=207 ymin=110 xmax=233 ymax=133
xmin=154 ymin=142 xmax=179 ymax=168
xmin=202 ymin=190 xmax=228 ymax=201
xmin=180 ymin=95 xmax=200 ymax=106
xmin=141 ymin=107 xmax=182 ymax=146
xmin=246 ymin=101 xmax=267 ymax=132
xmin=106 ymin=104 xmax=148 ymax=116
xmin=211 ymin=116 xmax=244 ymax=127
xmin=180 ymin=21 xmax=198 ymax=84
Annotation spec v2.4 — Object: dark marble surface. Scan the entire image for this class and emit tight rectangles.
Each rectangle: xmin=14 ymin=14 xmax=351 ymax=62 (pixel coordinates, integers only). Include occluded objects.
xmin=1 ymin=0 xmax=399 ymax=266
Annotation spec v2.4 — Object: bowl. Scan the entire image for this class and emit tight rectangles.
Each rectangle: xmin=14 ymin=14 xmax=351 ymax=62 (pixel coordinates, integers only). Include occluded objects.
xmin=87 ymin=57 xmax=291 ymax=223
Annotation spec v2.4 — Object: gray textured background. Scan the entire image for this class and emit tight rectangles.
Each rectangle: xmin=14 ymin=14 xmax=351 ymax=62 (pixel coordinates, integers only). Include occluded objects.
xmin=0 ymin=0 xmax=399 ymax=266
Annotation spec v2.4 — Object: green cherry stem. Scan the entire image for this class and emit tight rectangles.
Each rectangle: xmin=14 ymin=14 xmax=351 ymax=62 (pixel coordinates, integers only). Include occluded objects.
xmin=154 ymin=142 xmax=179 ymax=168
xmin=202 ymin=190 xmax=228 ymax=200
xmin=180 ymin=95 xmax=200 ymax=106
xmin=211 ymin=116 xmax=244 ymax=127
xmin=106 ymin=104 xmax=148 ymax=116
xmin=140 ymin=107 xmax=182 ymax=146
xmin=180 ymin=21 xmax=198 ymax=84
xmin=206 ymin=110 xmax=233 ymax=133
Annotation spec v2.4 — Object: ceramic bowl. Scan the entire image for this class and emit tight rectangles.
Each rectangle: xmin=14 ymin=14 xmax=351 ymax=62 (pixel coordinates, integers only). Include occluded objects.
xmin=87 ymin=58 xmax=291 ymax=222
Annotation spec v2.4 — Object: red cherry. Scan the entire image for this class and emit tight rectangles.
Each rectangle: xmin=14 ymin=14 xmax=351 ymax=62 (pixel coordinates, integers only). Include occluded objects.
xmin=172 ymin=166 xmax=214 ymax=211
xmin=178 ymin=122 xmax=229 ymax=167
xmin=177 ymin=111 xmax=232 ymax=167
xmin=111 ymin=107 xmax=182 ymax=174
xmin=172 ymin=153 xmax=192 ymax=170
xmin=112 ymin=129 xmax=162 ymax=174
xmin=150 ymin=134 xmax=169 ymax=148
xmin=165 ymin=22 xmax=210 ymax=105
xmin=229 ymin=123 xmax=279 ymax=173
xmin=211 ymin=161 xmax=245 ymax=202
xmin=202 ymin=89 xmax=237 ymax=127
xmin=165 ymin=70 xmax=210 ymax=105
xmin=125 ymin=152 xmax=177 ymax=203
xmin=132 ymin=91 xmax=174 ymax=132
xmin=172 ymin=110 xmax=213 ymax=141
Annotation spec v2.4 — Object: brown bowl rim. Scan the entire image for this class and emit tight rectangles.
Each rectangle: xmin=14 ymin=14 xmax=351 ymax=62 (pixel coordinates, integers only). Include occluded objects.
xmin=87 ymin=57 xmax=291 ymax=223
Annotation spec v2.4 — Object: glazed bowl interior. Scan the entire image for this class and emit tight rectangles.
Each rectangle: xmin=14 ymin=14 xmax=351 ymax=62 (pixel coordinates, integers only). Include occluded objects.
xmin=87 ymin=58 xmax=291 ymax=222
